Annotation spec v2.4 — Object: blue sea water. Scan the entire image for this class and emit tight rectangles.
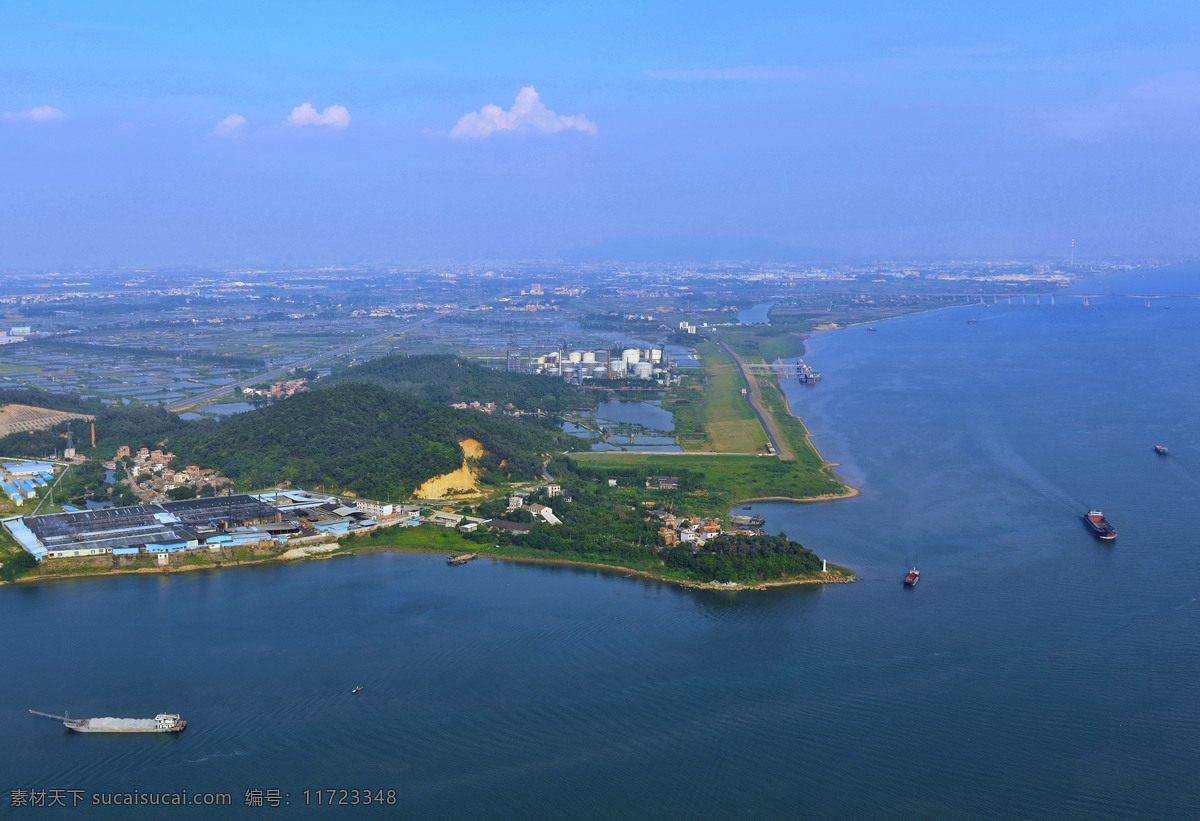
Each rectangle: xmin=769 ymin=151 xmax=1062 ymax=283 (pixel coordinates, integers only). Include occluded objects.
xmin=3 ymin=291 xmax=1199 ymax=819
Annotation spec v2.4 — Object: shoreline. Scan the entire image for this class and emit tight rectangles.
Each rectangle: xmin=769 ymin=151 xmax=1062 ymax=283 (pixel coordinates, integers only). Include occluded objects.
xmin=3 ymin=539 xmax=854 ymax=592
xmin=734 ymin=488 xmax=861 ymax=505
xmin=4 ymin=350 xmax=861 ymax=593
xmin=412 ymin=548 xmax=855 ymax=592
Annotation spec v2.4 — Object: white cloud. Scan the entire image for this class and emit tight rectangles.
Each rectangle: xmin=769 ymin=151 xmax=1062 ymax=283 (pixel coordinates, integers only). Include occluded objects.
xmin=213 ymin=113 xmax=246 ymax=137
xmin=286 ymin=102 xmax=351 ymax=129
xmin=3 ymin=105 xmax=66 ymax=121
xmin=450 ymin=86 xmax=596 ymax=139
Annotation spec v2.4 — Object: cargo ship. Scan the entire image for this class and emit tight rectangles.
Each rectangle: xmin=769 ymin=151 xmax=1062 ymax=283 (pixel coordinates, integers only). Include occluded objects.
xmin=903 ymin=568 xmax=920 ymax=587
xmin=30 ymin=710 xmax=186 ymax=733
xmin=1083 ymin=510 xmax=1117 ymax=541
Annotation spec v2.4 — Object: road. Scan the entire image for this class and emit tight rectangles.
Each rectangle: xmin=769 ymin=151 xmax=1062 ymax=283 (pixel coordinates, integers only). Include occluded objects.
xmin=165 ymin=312 xmax=455 ymax=412
xmin=716 ymin=340 xmax=795 ymax=461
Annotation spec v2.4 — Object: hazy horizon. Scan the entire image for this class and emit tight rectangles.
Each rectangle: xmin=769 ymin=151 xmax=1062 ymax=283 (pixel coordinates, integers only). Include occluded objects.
xmin=3 ymin=2 xmax=1199 ymax=267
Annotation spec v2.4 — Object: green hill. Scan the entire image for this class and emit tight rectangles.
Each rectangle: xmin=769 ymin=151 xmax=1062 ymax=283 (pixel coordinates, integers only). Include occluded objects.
xmin=169 ymin=382 xmax=577 ymax=499
xmin=324 ymin=353 xmax=589 ymax=414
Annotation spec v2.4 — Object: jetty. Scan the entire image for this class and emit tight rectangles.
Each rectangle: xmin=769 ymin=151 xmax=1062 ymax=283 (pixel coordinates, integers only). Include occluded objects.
xmin=447 ymin=553 xmax=478 ymax=566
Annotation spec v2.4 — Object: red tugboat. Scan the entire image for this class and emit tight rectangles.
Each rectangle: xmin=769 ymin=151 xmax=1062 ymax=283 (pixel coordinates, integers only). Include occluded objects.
xmin=1083 ymin=510 xmax=1117 ymax=541
xmin=1154 ymin=444 xmax=1168 ymax=455
xmin=903 ymin=568 xmax=920 ymax=587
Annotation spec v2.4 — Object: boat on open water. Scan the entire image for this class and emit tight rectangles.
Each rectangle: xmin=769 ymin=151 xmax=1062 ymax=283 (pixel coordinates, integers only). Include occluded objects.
xmin=1083 ymin=510 xmax=1117 ymax=541
xmin=1155 ymin=444 xmax=1168 ymax=455
xmin=903 ymin=568 xmax=920 ymax=587
xmin=30 ymin=710 xmax=186 ymax=733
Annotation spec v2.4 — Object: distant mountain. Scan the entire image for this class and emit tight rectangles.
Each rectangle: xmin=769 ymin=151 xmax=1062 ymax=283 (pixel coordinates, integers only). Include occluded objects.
xmin=564 ymin=236 xmax=822 ymax=263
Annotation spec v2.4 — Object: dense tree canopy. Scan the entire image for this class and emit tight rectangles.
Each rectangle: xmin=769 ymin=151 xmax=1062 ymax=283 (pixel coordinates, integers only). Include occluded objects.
xmin=167 ymin=382 xmax=575 ymax=499
xmin=324 ymin=353 xmax=589 ymax=414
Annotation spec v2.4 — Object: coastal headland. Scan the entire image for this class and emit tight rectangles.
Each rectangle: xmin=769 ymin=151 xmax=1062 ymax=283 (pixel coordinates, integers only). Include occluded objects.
xmin=1 ymin=337 xmax=860 ymax=590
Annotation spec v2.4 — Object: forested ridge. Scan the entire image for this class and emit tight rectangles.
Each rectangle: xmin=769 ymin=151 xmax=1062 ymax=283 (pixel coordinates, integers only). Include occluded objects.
xmin=324 ymin=353 xmax=589 ymax=413
xmin=1 ymin=380 xmax=584 ymax=501
xmin=167 ymin=382 xmax=580 ymax=499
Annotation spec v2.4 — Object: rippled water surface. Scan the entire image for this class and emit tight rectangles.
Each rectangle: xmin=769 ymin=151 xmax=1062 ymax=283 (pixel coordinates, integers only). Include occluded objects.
xmin=4 ymin=292 xmax=1199 ymax=819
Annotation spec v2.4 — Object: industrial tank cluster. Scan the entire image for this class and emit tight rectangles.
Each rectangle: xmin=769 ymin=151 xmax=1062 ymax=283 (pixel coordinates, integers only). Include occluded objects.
xmin=509 ymin=347 xmax=669 ymax=382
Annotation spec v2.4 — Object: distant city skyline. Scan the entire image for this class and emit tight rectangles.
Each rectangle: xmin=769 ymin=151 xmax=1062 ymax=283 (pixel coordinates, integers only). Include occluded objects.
xmin=2 ymin=1 xmax=1198 ymax=267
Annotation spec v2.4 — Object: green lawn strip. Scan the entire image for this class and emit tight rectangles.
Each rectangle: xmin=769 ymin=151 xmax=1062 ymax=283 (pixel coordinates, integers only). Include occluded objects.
xmin=755 ymin=376 xmax=834 ymax=474
xmin=687 ymin=341 xmax=764 ymax=453
xmin=341 ymin=524 xmax=477 ymax=553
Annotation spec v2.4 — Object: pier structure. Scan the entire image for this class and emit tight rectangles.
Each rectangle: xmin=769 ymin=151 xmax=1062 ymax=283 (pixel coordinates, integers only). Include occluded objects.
xmin=738 ymin=359 xmax=821 ymax=384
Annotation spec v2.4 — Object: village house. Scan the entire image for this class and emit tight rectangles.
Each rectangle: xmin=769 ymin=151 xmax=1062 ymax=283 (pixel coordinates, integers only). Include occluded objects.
xmin=528 ymin=503 xmax=561 ymax=525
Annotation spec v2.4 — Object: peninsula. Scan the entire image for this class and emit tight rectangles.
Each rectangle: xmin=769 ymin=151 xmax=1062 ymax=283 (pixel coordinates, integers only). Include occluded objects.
xmin=2 ymin=350 xmax=855 ymax=590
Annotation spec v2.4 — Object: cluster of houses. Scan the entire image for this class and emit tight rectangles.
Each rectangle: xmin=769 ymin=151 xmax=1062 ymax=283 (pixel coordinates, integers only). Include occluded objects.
xmin=418 ymin=483 xmax=566 ymax=535
xmin=507 ymin=484 xmax=562 ymax=523
xmin=241 ymin=378 xmax=308 ymax=400
xmin=650 ymin=511 xmax=727 ymax=548
xmin=449 ymin=400 xmax=545 ymax=419
xmin=114 ymin=446 xmax=232 ymax=501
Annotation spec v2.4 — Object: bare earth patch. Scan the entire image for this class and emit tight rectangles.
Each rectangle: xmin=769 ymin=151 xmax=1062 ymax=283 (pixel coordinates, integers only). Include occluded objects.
xmin=414 ymin=438 xmax=485 ymax=499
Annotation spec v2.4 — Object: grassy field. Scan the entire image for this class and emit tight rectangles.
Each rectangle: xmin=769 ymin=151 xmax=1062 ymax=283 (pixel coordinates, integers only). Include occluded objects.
xmin=346 ymin=524 xmax=476 ymax=552
xmin=672 ymin=341 xmax=765 ymax=453
xmin=568 ymin=451 xmax=847 ymax=516
xmin=717 ymin=323 xmax=807 ymax=362
xmin=0 ymin=363 xmax=39 ymax=374
xmin=578 ymin=324 xmax=853 ymax=516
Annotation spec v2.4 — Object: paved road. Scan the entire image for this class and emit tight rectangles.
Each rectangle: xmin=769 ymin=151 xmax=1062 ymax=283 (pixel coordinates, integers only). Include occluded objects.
xmin=716 ymin=340 xmax=794 ymax=460
xmin=165 ymin=313 xmax=454 ymax=412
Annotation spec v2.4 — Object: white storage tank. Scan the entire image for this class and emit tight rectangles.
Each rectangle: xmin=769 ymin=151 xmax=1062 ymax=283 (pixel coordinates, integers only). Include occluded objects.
xmin=634 ymin=362 xmax=653 ymax=379
xmin=609 ymin=360 xmax=627 ymax=377
xmin=568 ymin=351 xmax=584 ymax=364
xmin=622 ymin=348 xmax=641 ymax=365
xmin=582 ymin=351 xmax=596 ymax=363
xmin=650 ymin=348 xmax=663 ymax=363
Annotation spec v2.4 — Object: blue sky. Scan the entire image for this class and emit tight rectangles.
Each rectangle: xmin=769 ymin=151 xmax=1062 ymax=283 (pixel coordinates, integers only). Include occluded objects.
xmin=2 ymin=1 xmax=1198 ymax=266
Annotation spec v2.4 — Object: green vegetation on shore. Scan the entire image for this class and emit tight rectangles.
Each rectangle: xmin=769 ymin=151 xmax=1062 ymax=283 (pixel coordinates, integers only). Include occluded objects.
xmin=1 ymin=344 xmax=855 ymax=590
xmin=0 ymin=360 xmax=590 ymax=503
xmin=561 ymin=452 xmax=845 ymax=518
xmin=168 ymin=383 xmax=582 ymax=499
